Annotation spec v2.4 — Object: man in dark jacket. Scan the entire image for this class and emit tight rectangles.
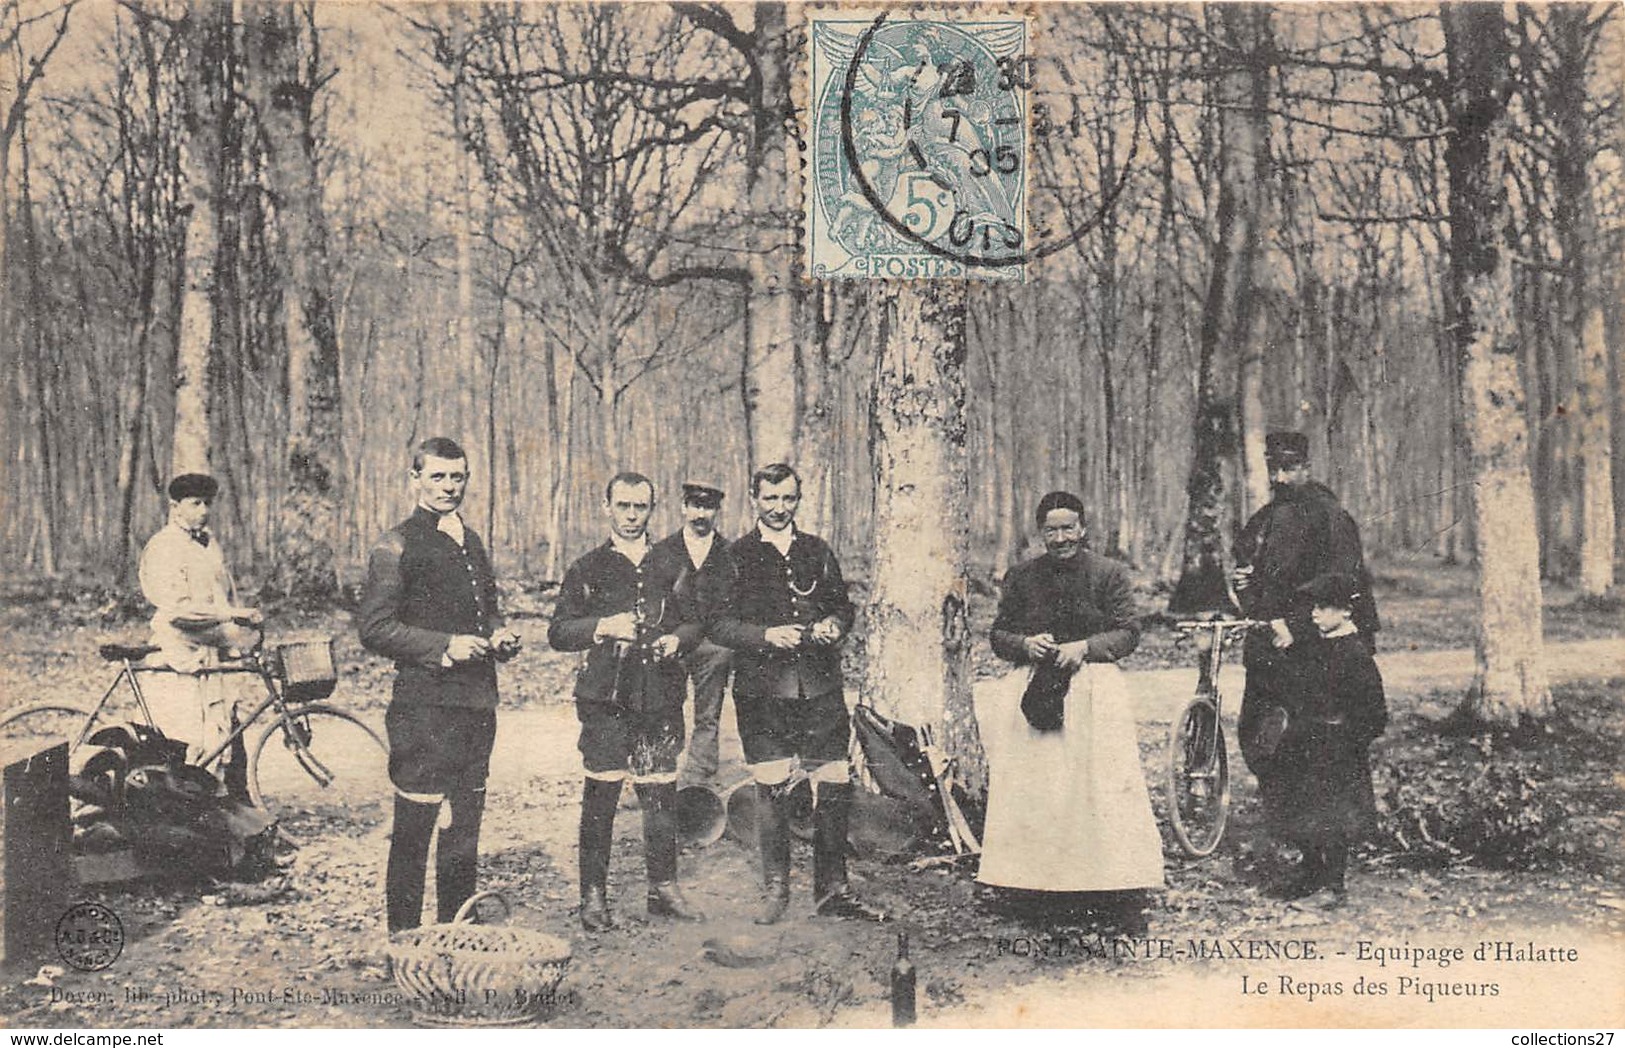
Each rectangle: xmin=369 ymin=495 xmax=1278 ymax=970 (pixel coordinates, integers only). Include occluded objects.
xmin=654 ymin=482 xmax=734 ymax=787
xmin=713 ymin=463 xmax=885 ymax=924
xmin=1231 ymin=433 xmax=1380 ymax=881
xmin=358 ymin=437 xmax=522 ymax=933
xmin=549 ymin=472 xmax=706 ymax=931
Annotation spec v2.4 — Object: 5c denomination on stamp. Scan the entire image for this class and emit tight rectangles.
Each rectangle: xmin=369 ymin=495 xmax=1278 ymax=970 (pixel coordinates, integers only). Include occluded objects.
xmin=806 ymin=10 xmax=1031 ymax=279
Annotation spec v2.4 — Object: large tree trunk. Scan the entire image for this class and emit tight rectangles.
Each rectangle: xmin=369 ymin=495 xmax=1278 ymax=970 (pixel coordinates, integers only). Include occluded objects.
xmin=17 ymin=108 xmax=57 ymax=574
xmin=864 ymin=281 xmax=985 ymax=799
xmin=1547 ymin=6 xmax=1618 ymax=597
xmin=741 ymin=2 xmax=799 ymax=471
xmin=1575 ymin=299 xmax=1616 ymax=595
xmin=1170 ymin=6 xmax=1270 ymax=614
xmin=798 ymin=282 xmax=844 ymax=540
xmin=1443 ymin=6 xmax=1552 ymax=726
xmin=245 ymin=3 xmax=344 ymax=599
xmin=172 ymin=0 xmax=229 ymax=478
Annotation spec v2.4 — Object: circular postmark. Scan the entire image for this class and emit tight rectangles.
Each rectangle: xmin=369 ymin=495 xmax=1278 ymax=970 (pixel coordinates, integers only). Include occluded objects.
xmin=832 ymin=12 xmax=1138 ymax=271
xmin=56 ymin=902 xmax=124 ymax=972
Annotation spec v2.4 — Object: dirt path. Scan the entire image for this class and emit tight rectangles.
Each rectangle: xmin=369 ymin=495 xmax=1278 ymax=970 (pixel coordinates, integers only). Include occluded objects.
xmin=4 ymin=636 xmax=1620 ymax=1029
xmin=486 ymin=637 xmax=1625 ymax=792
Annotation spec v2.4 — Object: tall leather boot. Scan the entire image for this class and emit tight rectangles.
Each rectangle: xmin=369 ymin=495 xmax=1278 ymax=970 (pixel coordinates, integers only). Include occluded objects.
xmin=1279 ymin=844 xmax=1326 ymax=901
xmin=636 ymin=782 xmax=704 ymax=921
xmin=435 ymin=786 xmax=486 ymax=924
xmin=1322 ymin=840 xmax=1349 ymax=896
xmin=386 ymin=795 xmax=439 ymax=933
xmin=754 ymin=782 xmax=792 ymax=925
xmin=811 ymin=782 xmax=887 ymax=922
xmin=579 ymin=778 xmax=621 ymax=932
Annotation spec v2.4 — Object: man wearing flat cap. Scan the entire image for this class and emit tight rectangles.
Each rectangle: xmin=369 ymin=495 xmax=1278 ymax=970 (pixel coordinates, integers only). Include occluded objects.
xmin=1230 ymin=432 xmax=1380 ymax=890
xmin=654 ymin=481 xmax=736 ymax=787
xmin=138 ymin=473 xmax=263 ymax=785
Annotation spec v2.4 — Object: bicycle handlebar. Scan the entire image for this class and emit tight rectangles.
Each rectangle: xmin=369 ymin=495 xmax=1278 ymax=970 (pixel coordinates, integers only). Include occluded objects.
xmin=1172 ymin=619 xmax=1271 ymax=632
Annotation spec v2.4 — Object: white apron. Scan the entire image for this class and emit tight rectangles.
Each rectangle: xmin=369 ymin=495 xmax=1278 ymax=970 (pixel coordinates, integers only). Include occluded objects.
xmin=975 ymin=663 xmax=1164 ymax=891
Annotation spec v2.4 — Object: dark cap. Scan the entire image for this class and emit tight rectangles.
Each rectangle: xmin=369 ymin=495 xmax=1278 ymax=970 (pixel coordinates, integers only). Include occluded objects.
xmin=167 ymin=473 xmax=219 ymax=502
xmin=1265 ymin=431 xmax=1309 ymax=466
xmin=1297 ymin=572 xmax=1359 ymax=609
xmin=681 ymin=482 xmax=725 ymax=509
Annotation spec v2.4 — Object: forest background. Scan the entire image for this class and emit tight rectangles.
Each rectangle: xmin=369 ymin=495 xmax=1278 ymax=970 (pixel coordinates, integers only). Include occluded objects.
xmin=1 ymin=0 xmax=1620 ymax=741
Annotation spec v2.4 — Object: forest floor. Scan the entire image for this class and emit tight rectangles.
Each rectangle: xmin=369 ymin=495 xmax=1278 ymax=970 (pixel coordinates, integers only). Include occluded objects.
xmin=0 ymin=558 xmax=1621 ymax=1028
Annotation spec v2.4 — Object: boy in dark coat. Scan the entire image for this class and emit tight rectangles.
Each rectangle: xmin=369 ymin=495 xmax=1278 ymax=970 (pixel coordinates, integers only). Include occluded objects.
xmin=1257 ymin=572 xmax=1388 ymax=907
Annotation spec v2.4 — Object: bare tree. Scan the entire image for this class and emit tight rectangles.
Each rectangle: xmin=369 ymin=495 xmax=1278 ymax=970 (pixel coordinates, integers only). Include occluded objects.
xmin=243 ymin=2 xmax=343 ymax=599
xmin=416 ymin=4 xmax=744 ymax=473
xmin=1170 ymin=6 xmax=1273 ymax=614
xmin=864 ymin=281 xmax=984 ymax=796
xmin=1442 ymin=4 xmax=1552 ymax=726
xmin=170 ymin=0 xmax=231 ymax=476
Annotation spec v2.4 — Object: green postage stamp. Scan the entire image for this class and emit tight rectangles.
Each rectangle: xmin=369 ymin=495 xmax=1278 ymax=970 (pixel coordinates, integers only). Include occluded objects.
xmin=805 ymin=11 xmax=1032 ymax=280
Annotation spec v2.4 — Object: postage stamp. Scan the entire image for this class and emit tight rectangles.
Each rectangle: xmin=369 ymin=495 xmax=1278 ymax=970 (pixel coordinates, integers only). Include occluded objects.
xmin=805 ymin=10 xmax=1031 ymax=280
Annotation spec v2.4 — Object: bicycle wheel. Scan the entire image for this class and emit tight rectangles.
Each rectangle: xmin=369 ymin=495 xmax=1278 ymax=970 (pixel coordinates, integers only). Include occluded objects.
xmin=0 ymin=703 xmax=96 ymax=758
xmin=1166 ymin=695 xmax=1231 ymax=858
xmin=249 ymin=704 xmax=390 ymax=838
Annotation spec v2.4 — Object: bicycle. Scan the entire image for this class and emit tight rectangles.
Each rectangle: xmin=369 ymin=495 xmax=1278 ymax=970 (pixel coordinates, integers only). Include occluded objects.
xmin=1166 ymin=618 xmax=1268 ymax=858
xmin=0 ymin=637 xmax=390 ymax=840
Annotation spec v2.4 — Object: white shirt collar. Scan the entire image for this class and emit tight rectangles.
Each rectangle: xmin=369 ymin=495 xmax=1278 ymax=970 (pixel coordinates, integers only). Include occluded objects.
xmin=609 ymin=531 xmax=650 ymax=567
xmin=757 ymin=521 xmax=795 ymax=556
xmin=682 ymin=528 xmax=715 ymax=567
xmin=434 ymin=510 xmax=466 ymax=547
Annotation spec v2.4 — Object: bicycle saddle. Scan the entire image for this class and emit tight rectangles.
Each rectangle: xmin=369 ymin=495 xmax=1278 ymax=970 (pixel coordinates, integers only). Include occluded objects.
xmin=99 ymin=641 xmax=160 ymax=661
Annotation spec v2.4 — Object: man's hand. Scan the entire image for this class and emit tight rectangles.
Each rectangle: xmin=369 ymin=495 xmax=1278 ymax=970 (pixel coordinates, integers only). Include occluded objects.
xmin=595 ymin=612 xmax=638 ymax=643
xmin=764 ymin=625 xmax=806 ymax=651
xmin=1269 ymin=619 xmax=1294 ymax=650
xmin=1231 ymin=565 xmax=1255 ymax=593
xmin=650 ymin=634 xmax=681 ymax=660
xmin=230 ymin=607 xmax=264 ymax=626
xmin=1023 ymin=632 xmax=1058 ymax=662
xmin=809 ymin=618 xmax=843 ymax=646
xmin=491 ymin=627 xmax=523 ymax=661
xmin=1053 ymin=639 xmax=1090 ymax=670
xmin=445 ymin=634 xmax=493 ymax=663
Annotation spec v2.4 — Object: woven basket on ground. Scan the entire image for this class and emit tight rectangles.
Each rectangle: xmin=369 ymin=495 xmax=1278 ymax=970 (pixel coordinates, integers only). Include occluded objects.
xmin=386 ymin=892 xmax=572 ymax=1026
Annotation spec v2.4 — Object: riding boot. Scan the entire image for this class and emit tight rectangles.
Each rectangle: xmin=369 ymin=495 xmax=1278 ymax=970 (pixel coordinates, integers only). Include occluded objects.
xmin=223 ymin=712 xmax=251 ymax=802
xmin=385 ymin=795 xmax=440 ymax=933
xmin=1322 ymin=839 xmax=1349 ymax=894
xmin=811 ymin=782 xmax=887 ymax=922
xmin=579 ymin=777 xmax=621 ymax=932
xmin=636 ymin=782 xmax=704 ymax=921
xmin=754 ymin=782 xmax=792 ymax=925
xmin=1278 ymin=844 xmax=1326 ymax=901
xmin=435 ymin=786 xmax=486 ymax=923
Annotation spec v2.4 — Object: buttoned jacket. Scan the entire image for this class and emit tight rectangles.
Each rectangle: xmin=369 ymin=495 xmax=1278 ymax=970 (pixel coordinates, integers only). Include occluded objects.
xmin=712 ymin=527 xmax=854 ymax=700
xmin=653 ymin=528 xmax=733 ymax=632
xmin=357 ymin=507 xmax=503 ymax=709
xmin=548 ymin=539 xmax=704 ymax=710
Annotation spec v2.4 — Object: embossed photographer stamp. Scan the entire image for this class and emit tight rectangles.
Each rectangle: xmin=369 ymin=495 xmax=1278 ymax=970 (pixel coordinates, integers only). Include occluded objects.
xmin=806 ymin=10 xmax=1031 ymax=279
xmin=55 ymin=902 xmax=125 ymax=972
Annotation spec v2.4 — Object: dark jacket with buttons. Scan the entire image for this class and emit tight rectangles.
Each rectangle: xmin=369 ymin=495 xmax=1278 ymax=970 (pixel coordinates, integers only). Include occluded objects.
xmin=357 ymin=507 xmax=503 ymax=709
xmin=653 ymin=528 xmax=733 ymax=632
xmin=989 ymin=550 xmax=1141 ymax=665
xmin=712 ymin=527 xmax=854 ymax=700
xmin=548 ymin=539 xmax=703 ymax=711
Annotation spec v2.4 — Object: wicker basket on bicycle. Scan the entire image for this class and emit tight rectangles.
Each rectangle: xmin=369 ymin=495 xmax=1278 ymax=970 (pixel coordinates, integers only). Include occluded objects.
xmin=270 ymin=636 xmax=337 ymax=702
xmin=386 ymin=891 xmax=572 ymax=1026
